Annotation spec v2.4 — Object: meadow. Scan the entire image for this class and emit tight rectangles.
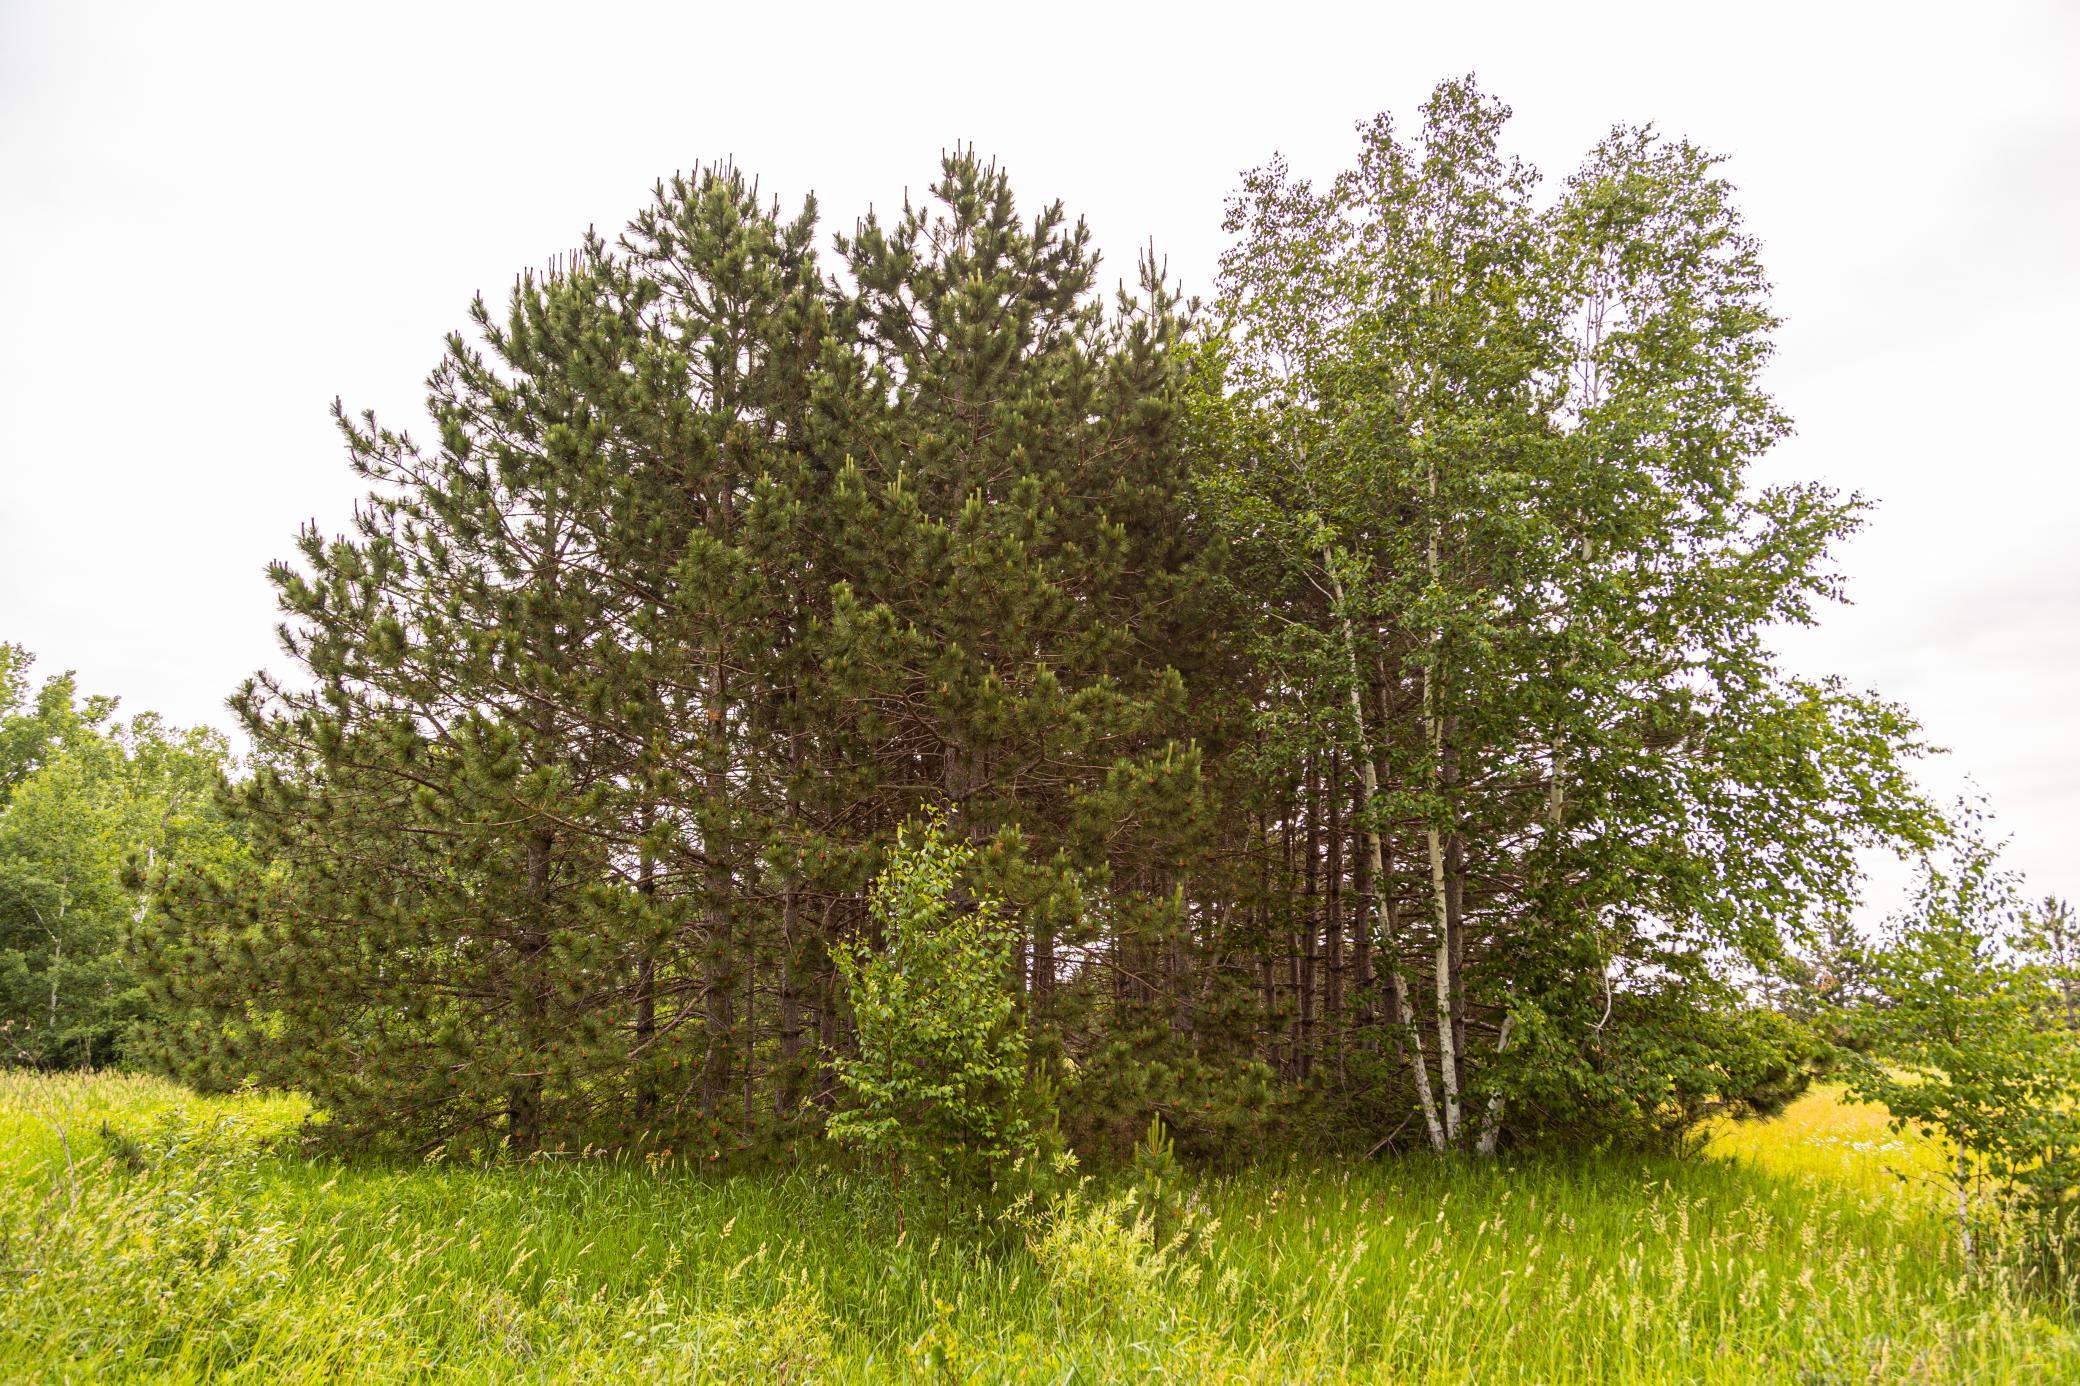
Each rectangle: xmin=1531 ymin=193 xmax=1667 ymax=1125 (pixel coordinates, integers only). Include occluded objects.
xmin=1 ymin=1070 xmax=2071 ymax=1383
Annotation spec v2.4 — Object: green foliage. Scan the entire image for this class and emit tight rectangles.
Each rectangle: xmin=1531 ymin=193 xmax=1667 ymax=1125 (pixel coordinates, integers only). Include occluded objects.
xmin=138 ymin=150 xmax=1214 ymax=1167
xmin=1129 ymin=1112 xmax=1211 ymax=1249
xmin=0 ymin=646 xmax=242 ymax=1067
xmin=1845 ymin=802 xmax=2080 ymax=1260
xmin=2020 ymin=895 xmax=2080 ymax=1034
xmin=1022 ymin=1182 xmax=1174 ymax=1327
xmin=1060 ymin=1034 xmax=1280 ymax=1166
xmin=130 ymin=81 xmax=1934 ymax=1170
xmin=1493 ymin=978 xmax=1821 ymax=1156
xmin=1763 ymin=912 xmax=1878 ymax=1066
xmin=136 ymin=169 xmax=841 ymax=1155
xmin=829 ymin=816 xmax=1041 ymax=1204
xmin=1193 ymin=76 xmax=1931 ymax=1154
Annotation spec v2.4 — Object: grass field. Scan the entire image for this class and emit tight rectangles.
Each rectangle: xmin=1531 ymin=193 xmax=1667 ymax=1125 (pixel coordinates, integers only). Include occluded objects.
xmin=2 ymin=1071 xmax=2072 ymax=1382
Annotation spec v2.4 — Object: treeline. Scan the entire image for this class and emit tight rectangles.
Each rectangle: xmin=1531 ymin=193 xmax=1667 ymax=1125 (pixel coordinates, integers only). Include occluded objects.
xmin=135 ymin=80 xmax=1930 ymax=1160
xmin=0 ymin=646 xmax=240 ymax=1067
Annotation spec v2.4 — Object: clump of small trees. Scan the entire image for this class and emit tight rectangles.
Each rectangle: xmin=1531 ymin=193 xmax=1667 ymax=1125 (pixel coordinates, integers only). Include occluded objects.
xmin=1840 ymin=801 xmax=2080 ymax=1284
xmin=132 ymin=78 xmax=1935 ymax=1171
xmin=0 ymin=645 xmax=241 ymax=1068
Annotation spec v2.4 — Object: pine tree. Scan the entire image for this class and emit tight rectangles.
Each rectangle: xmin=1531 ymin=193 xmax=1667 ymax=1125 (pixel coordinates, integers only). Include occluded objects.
xmin=145 ymin=244 xmax=667 ymax=1153
xmin=822 ymin=151 xmax=1230 ymax=1148
xmin=612 ymin=163 xmax=830 ymax=1146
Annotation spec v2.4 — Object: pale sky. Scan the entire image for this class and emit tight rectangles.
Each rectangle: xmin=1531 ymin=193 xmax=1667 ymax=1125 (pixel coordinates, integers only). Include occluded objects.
xmin=3 ymin=1 xmax=2075 ymax=918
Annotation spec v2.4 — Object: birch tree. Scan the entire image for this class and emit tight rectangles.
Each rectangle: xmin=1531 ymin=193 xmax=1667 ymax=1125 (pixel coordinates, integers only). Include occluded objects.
xmin=1198 ymin=77 xmax=1931 ymax=1152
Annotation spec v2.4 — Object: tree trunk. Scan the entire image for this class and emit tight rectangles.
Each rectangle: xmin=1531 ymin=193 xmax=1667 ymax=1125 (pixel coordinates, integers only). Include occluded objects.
xmin=633 ymin=816 xmax=657 ymax=1123
xmin=700 ymin=936 xmax=735 ymax=1118
xmin=742 ymin=916 xmax=759 ymax=1134
xmin=508 ymin=830 xmax=552 ymax=1153
xmin=1325 ymin=748 xmax=1345 ymax=1071
xmin=1031 ymin=899 xmax=1055 ymax=1044
xmin=815 ymin=937 xmax=841 ymax=1113
xmin=1957 ymin=1150 xmax=1975 ymax=1258
xmin=1426 ymin=816 xmax=1461 ymax=1146
xmin=1420 ymin=463 xmax=1462 ymax=1145
xmin=1474 ymin=1014 xmax=1513 ymax=1155
xmin=1350 ymin=770 xmax=1373 ymax=1047
xmin=1445 ymin=822 xmax=1468 ymax=1099
xmin=1298 ymin=756 xmax=1320 ymax=1081
xmin=1325 ymin=546 xmax=1445 ymax=1151
xmin=698 ymin=617 xmax=735 ymax=1118
xmin=776 ymin=885 xmax=803 ymax=1120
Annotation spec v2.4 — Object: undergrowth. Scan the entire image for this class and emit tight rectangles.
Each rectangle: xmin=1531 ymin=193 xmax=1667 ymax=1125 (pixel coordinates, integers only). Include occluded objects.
xmin=1 ymin=1072 xmax=2073 ymax=1381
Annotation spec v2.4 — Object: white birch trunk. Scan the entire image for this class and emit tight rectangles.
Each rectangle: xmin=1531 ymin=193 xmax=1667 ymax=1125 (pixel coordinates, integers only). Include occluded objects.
xmin=1326 ymin=546 xmax=1447 ymax=1152
xmin=1474 ymin=1015 xmax=1512 ymax=1155
xmin=1421 ymin=462 xmax=1461 ymax=1144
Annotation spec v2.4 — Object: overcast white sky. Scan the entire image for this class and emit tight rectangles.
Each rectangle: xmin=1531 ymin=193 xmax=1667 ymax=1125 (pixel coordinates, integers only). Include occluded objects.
xmin=2 ymin=0 xmax=2075 ymax=918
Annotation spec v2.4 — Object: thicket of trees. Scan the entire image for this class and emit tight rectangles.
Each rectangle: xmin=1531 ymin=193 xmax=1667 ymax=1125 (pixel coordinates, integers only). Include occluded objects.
xmin=1837 ymin=803 xmax=2080 ymax=1263
xmin=129 ymin=80 xmax=1945 ymax=1162
xmin=0 ymin=646 xmax=241 ymax=1067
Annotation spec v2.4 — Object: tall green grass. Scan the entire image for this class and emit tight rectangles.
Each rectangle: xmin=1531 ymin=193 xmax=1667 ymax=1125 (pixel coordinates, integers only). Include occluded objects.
xmin=2 ymin=1071 xmax=2071 ymax=1381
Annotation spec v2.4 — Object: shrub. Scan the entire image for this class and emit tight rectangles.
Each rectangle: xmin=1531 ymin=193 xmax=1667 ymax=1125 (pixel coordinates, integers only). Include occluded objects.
xmin=1024 ymin=1183 xmax=1170 ymax=1326
xmin=828 ymin=814 xmax=1046 ymax=1216
xmin=1847 ymin=803 xmax=2080 ymax=1267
